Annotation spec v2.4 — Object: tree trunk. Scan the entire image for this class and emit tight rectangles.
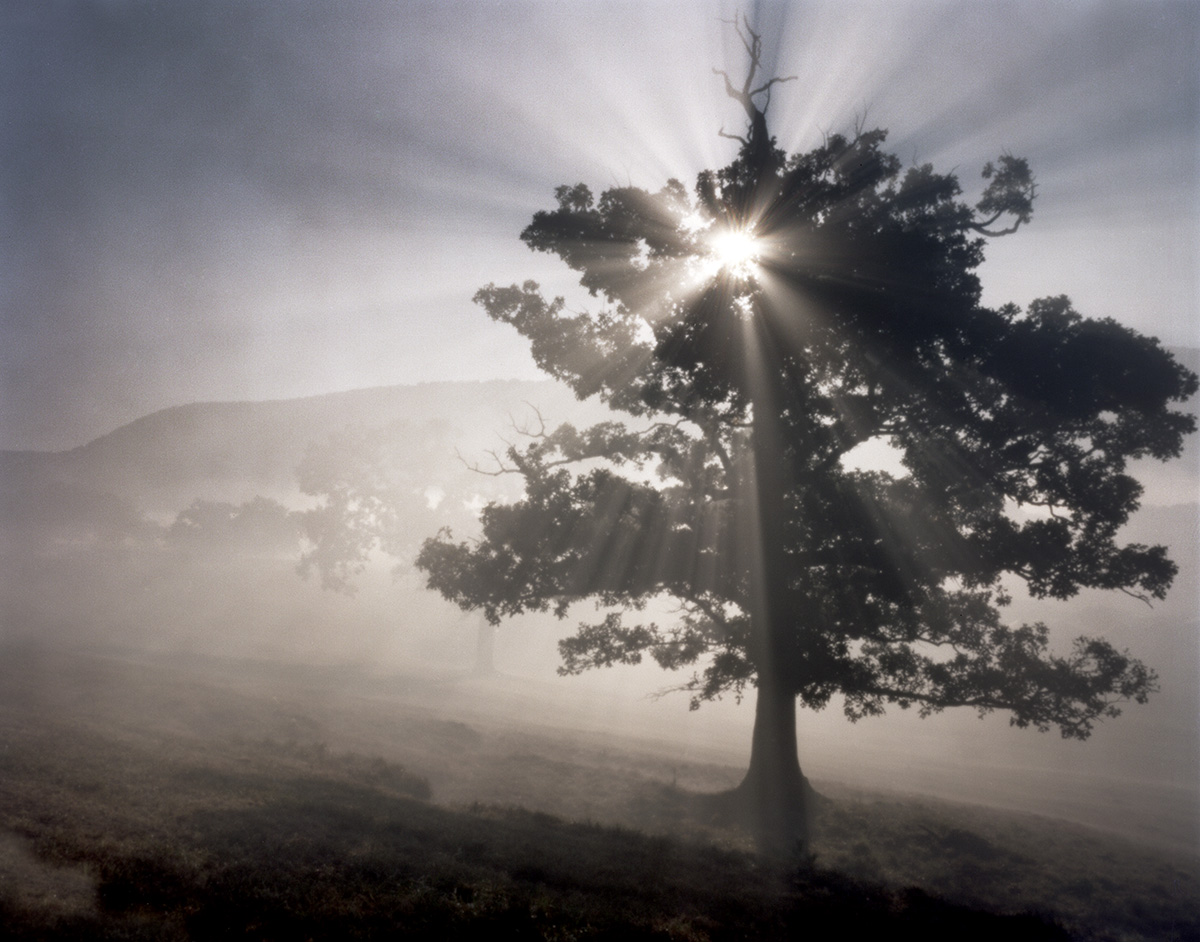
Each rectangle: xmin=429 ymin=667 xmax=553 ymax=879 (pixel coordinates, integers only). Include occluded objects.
xmin=735 ymin=670 xmax=810 ymax=856
xmin=739 ymin=290 xmax=812 ymax=857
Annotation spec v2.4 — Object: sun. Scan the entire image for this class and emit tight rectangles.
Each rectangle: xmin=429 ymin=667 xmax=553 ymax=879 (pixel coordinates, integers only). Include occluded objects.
xmin=708 ymin=227 xmax=762 ymax=279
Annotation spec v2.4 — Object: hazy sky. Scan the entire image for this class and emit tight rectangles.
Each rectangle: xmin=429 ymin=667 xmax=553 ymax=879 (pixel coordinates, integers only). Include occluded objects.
xmin=2 ymin=0 xmax=1196 ymax=451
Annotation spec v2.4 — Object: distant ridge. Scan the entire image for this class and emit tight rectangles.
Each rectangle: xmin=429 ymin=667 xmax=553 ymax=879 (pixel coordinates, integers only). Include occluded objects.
xmin=0 ymin=378 xmax=589 ymax=515
xmin=10 ymin=379 xmax=557 ymax=457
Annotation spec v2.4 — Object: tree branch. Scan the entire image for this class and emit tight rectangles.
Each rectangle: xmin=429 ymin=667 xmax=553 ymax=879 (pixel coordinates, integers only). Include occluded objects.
xmin=455 ymin=446 xmax=516 ymax=477
xmin=750 ymin=74 xmax=798 ymax=108
xmin=511 ymin=402 xmax=550 ymax=439
xmin=715 ymin=16 xmax=794 ymax=123
xmin=1119 ymin=586 xmax=1154 ymax=608
xmin=717 ymin=125 xmax=748 ymax=146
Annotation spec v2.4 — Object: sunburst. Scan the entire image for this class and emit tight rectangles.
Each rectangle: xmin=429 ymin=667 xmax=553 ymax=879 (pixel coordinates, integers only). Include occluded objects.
xmin=708 ymin=227 xmax=762 ymax=280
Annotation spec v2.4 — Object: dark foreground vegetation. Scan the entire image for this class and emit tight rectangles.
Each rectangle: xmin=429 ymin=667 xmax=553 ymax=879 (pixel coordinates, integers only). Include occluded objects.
xmin=0 ymin=644 xmax=1195 ymax=941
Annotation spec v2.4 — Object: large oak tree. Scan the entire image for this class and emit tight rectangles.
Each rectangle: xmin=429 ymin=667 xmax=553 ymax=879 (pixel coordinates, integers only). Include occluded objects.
xmin=417 ymin=22 xmax=1197 ymax=854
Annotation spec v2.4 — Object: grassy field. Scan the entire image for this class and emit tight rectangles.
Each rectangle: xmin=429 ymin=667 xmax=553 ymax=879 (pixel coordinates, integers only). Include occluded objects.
xmin=0 ymin=642 xmax=1196 ymax=940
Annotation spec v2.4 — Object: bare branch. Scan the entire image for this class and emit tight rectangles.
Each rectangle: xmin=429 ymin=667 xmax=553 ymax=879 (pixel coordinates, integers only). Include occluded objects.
xmin=719 ymin=15 xmax=757 ymax=78
xmin=758 ymin=77 xmax=793 ymax=116
xmin=646 ymin=676 xmax=703 ymax=702
xmin=851 ymin=106 xmax=872 ymax=141
xmin=456 ymin=446 xmax=518 ymax=477
xmin=715 ymin=13 xmax=794 ymax=157
xmin=712 ymin=67 xmax=740 ymax=103
xmin=750 ymin=74 xmax=797 ymax=104
xmin=510 ymin=402 xmax=549 ymax=439
xmin=1119 ymin=586 xmax=1154 ymax=608
xmin=969 ymin=221 xmax=1024 ymax=237
xmin=717 ymin=125 xmax=749 ymax=146
xmin=750 ymin=76 xmax=798 ymax=97
xmin=740 ymin=14 xmax=764 ymax=90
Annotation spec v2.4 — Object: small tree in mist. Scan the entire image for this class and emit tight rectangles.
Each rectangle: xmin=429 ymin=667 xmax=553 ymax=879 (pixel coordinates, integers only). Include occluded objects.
xmin=168 ymin=496 xmax=301 ymax=557
xmin=295 ymin=419 xmax=512 ymax=672
xmin=417 ymin=19 xmax=1197 ymax=855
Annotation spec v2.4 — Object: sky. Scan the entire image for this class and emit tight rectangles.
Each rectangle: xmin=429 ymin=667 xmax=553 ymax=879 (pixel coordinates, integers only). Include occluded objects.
xmin=1 ymin=0 xmax=1196 ymax=451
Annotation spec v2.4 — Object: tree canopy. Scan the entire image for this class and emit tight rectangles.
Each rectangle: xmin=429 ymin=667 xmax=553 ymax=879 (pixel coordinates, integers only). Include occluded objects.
xmin=169 ymin=496 xmax=300 ymax=557
xmin=416 ymin=20 xmax=1196 ymax=851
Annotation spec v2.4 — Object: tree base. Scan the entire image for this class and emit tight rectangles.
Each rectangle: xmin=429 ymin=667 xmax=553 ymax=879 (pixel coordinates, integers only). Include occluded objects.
xmin=695 ymin=773 xmax=824 ymax=859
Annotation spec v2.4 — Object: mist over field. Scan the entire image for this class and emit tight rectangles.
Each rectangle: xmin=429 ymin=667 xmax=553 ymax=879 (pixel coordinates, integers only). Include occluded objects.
xmin=1 ymin=371 xmax=1196 ymax=854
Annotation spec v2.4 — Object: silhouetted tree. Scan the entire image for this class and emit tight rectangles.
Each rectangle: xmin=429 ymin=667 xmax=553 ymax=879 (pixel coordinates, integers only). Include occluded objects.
xmin=417 ymin=19 xmax=1197 ymax=854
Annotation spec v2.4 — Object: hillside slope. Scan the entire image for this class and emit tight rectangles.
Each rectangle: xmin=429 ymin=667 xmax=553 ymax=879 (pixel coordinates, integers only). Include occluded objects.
xmin=0 ymin=379 xmax=598 ymax=515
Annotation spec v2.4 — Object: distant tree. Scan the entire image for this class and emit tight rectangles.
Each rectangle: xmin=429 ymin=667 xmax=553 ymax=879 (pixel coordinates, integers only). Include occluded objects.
xmin=295 ymin=424 xmax=422 ymax=594
xmin=417 ymin=19 xmax=1198 ymax=855
xmin=295 ymin=420 xmax=510 ymax=673
xmin=168 ymin=496 xmax=301 ymax=556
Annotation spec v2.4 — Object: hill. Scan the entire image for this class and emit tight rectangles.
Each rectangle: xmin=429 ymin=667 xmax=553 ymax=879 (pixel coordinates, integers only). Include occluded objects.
xmin=0 ymin=379 xmax=593 ymax=516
